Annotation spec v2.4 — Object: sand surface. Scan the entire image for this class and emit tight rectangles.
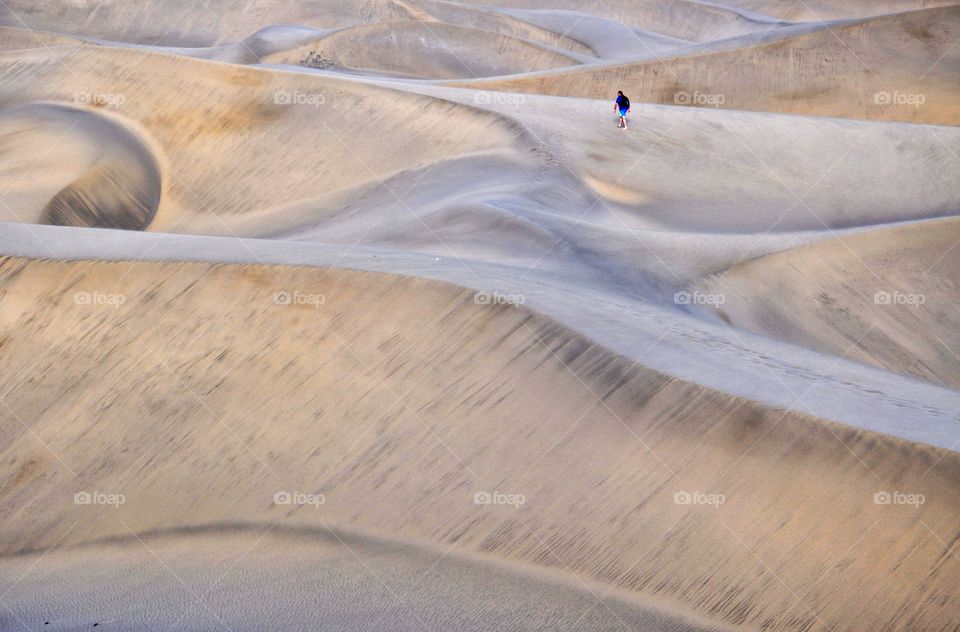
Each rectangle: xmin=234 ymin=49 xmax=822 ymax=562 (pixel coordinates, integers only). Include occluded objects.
xmin=0 ymin=528 xmax=729 ymax=631
xmin=1 ymin=1 xmax=959 ymax=630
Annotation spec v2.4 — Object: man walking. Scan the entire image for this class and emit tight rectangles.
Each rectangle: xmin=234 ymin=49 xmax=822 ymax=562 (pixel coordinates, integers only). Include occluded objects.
xmin=615 ymin=90 xmax=630 ymax=129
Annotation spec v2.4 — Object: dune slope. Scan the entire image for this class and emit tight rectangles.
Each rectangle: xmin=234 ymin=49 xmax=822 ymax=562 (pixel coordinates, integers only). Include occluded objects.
xmin=1 ymin=256 xmax=959 ymax=630
xmin=0 ymin=103 xmax=163 ymax=229
xmin=269 ymin=21 xmax=581 ymax=79
xmin=695 ymin=217 xmax=960 ymax=390
xmin=0 ymin=528 xmax=730 ymax=631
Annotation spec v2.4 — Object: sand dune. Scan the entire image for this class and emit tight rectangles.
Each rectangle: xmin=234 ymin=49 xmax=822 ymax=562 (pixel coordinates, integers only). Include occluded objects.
xmin=712 ymin=0 xmax=960 ymax=21
xmin=0 ymin=103 xmax=163 ymax=229
xmin=1 ymin=1 xmax=958 ymax=630
xmin=456 ymin=0 xmax=793 ymax=42
xmin=2 ymin=255 xmax=959 ymax=631
xmin=6 ymin=222 xmax=959 ymax=451
xmin=0 ymin=0 xmax=792 ymax=47
xmin=276 ymin=21 xmax=581 ymax=79
xmin=0 ymin=0 xmax=340 ymax=46
xmin=486 ymin=8 xmax=695 ymax=61
xmin=414 ymin=0 xmax=598 ymax=57
xmin=696 ymin=216 xmax=960 ymax=390
xmin=460 ymin=5 xmax=960 ymax=124
xmin=0 ymin=45 xmax=530 ymax=233
xmin=0 ymin=528 xmax=729 ymax=631
xmin=2 ymin=44 xmax=958 ymax=252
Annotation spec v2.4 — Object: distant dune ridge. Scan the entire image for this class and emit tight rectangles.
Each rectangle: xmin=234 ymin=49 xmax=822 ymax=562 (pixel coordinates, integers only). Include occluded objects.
xmin=0 ymin=0 xmax=959 ymax=630
xmin=458 ymin=5 xmax=960 ymax=125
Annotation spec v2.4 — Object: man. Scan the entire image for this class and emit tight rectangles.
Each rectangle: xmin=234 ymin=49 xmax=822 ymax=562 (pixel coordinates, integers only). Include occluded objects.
xmin=615 ymin=90 xmax=630 ymax=129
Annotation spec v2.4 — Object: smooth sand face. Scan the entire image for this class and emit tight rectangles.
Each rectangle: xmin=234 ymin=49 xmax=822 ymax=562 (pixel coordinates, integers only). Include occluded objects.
xmin=0 ymin=1 xmax=958 ymax=630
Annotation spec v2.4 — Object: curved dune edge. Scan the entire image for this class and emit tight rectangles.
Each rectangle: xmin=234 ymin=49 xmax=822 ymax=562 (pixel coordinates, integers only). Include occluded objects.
xmin=694 ymin=216 xmax=960 ymax=390
xmin=0 ymin=523 xmax=732 ymax=631
xmin=455 ymin=5 xmax=960 ymax=125
xmin=0 ymin=102 xmax=164 ymax=230
xmin=1 ymin=255 xmax=959 ymax=631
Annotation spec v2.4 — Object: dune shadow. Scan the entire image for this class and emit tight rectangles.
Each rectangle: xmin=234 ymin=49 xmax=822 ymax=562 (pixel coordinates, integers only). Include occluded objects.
xmin=0 ymin=102 xmax=162 ymax=230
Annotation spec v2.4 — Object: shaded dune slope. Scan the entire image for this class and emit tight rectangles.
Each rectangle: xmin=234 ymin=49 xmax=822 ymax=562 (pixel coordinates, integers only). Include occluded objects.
xmin=458 ymin=5 xmax=960 ymax=125
xmin=695 ymin=216 xmax=960 ymax=390
xmin=0 ymin=103 xmax=163 ymax=230
xmin=2 ymin=256 xmax=959 ymax=631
